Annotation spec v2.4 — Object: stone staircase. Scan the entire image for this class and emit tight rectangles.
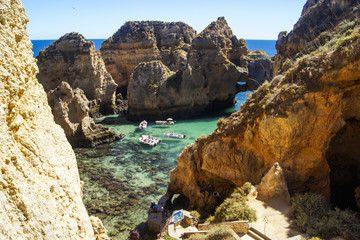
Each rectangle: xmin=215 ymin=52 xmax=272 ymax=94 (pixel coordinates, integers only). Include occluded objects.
xmin=243 ymin=226 xmax=273 ymax=240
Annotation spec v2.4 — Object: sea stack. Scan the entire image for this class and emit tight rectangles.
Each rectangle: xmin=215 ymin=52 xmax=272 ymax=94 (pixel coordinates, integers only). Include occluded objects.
xmin=126 ymin=17 xmax=249 ymax=120
xmin=37 ymin=32 xmax=117 ymax=115
xmin=47 ymin=81 xmax=122 ymax=148
xmin=168 ymin=0 xmax=360 ymax=212
xmin=101 ymin=21 xmax=197 ymax=96
xmin=0 ymin=0 xmax=99 ymax=238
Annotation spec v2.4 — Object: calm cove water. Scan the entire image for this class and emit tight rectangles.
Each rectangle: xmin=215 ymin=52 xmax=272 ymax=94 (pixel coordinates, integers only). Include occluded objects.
xmin=75 ymin=92 xmax=251 ymax=240
xmin=31 ymin=39 xmax=264 ymax=239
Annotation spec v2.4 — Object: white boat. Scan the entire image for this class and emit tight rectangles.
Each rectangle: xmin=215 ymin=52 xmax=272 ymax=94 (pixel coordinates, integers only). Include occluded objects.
xmin=139 ymin=135 xmax=161 ymax=146
xmin=163 ymin=132 xmax=186 ymax=139
xmin=139 ymin=120 xmax=147 ymax=129
xmin=155 ymin=120 xmax=175 ymax=125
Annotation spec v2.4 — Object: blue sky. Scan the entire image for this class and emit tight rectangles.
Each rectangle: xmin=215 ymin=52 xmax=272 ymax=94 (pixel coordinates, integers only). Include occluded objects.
xmin=22 ymin=0 xmax=307 ymax=40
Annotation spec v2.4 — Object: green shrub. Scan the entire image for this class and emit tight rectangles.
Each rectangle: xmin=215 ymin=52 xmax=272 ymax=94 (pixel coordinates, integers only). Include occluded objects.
xmin=207 ymin=182 xmax=257 ymax=223
xmin=340 ymin=21 xmax=356 ymax=34
xmin=190 ymin=210 xmax=201 ymax=218
xmin=213 ymin=198 xmax=257 ymax=222
xmin=319 ymin=31 xmax=331 ymax=45
xmin=204 ymin=215 xmax=215 ymax=224
xmin=335 ymin=31 xmax=360 ymax=49
xmin=290 ymin=193 xmax=360 ymax=240
xmin=164 ymin=235 xmax=178 ymax=240
xmin=189 ymin=226 xmax=236 ymax=240
xmin=233 ymin=182 xmax=252 ymax=197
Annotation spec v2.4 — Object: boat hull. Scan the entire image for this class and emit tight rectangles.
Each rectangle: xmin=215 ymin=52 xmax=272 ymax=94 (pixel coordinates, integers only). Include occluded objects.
xmin=163 ymin=133 xmax=186 ymax=139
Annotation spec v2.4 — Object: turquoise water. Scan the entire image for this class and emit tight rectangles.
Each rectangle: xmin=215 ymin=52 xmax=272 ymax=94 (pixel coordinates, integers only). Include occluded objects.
xmin=31 ymin=39 xmax=276 ymax=57
xmin=75 ymin=92 xmax=250 ymax=239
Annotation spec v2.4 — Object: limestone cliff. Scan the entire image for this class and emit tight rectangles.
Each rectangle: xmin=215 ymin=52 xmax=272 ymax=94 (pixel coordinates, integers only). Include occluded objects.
xmin=127 ymin=17 xmax=248 ymax=120
xmin=168 ymin=0 xmax=360 ymax=212
xmin=101 ymin=21 xmax=197 ymax=95
xmin=47 ymin=82 xmax=122 ymax=148
xmin=275 ymin=0 xmax=360 ymax=74
xmin=37 ymin=32 xmax=117 ymax=115
xmin=0 ymin=0 xmax=96 ymax=238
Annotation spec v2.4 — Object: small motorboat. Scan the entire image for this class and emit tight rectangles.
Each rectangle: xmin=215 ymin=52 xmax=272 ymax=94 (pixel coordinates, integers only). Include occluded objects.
xmin=139 ymin=135 xmax=161 ymax=146
xmin=163 ymin=132 xmax=186 ymax=139
xmin=155 ymin=118 xmax=175 ymax=125
xmin=139 ymin=120 xmax=147 ymax=129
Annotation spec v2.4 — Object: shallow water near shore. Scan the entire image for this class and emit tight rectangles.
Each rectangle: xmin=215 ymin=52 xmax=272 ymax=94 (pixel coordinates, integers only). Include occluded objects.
xmin=75 ymin=92 xmax=251 ymax=240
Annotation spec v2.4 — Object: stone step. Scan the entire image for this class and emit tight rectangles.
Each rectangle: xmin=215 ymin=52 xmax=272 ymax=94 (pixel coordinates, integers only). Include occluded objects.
xmin=249 ymin=227 xmax=272 ymax=240
xmin=240 ymin=234 xmax=258 ymax=240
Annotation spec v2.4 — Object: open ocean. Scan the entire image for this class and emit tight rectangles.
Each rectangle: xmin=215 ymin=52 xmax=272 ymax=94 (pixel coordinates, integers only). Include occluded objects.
xmin=31 ymin=39 xmax=277 ymax=57
xmin=31 ymin=38 xmax=272 ymax=239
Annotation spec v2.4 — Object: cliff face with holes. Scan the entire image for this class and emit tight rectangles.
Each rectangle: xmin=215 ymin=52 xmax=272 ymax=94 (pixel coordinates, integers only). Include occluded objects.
xmin=37 ymin=32 xmax=117 ymax=115
xmin=101 ymin=21 xmax=197 ymax=95
xmin=168 ymin=0 xmax=360 ymax=212
xmin=0 ymin=0 xmax=97 ymax=238
xmin=127 ymin=17 xmax=249 ymax=120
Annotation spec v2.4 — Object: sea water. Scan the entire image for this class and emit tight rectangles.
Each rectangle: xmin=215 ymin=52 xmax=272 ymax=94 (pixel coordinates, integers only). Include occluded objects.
xmin=74 ymin=92 xmax=251 ymax=240
xmin=31 ymin=39 xmax=276 ymax=57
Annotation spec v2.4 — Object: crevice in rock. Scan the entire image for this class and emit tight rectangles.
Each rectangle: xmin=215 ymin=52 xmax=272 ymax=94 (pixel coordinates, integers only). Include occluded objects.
xmin=326 ymin=118 xmax=360 ymax=210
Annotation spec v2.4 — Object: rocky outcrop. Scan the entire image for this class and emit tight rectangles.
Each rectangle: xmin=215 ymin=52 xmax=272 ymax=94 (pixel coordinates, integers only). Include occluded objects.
xmin=0 ymin=0 xmax=96 ymax=238
xmin=127 ymin=17 xmax=248 ymax=120
xmin=37 ymin=32 xmax=117 ymax=115
xmin=101 ymin=21 xmax=197 ymax=95
xmin=243 ymin=50 xmax=273 ymax=90
xmin=275 ymin=0 xmax=360 ymax=74
xmin=90 ymin=216 xmax=111 ymax=240
xmin=167 ymin=0 xmax=360 ymax=212
xmin=257 ymin=162 xmax=290 ymax=202
xmin=47 ymin=82 xmax=122 ymax=148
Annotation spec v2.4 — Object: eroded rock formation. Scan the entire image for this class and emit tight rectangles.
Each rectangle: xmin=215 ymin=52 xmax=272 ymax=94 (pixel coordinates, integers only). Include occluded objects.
xmin=0 ymin=0 xmax=97 ymax=238
xmin=168 ymin=0 xmax=360 ymax=212
xmin=257 ymin=162 xmax=290 ymax=202
xmin=37 ymin=32 xmax=117 ymax=115
xmin=101 ymin=21 xmax=197 ymax=95
xmin=244 ymin=50 xmax=273 ymax=90
xmin=47 ymin=82 xmax=122 ymax=148
xmin=127 ymin=17 xmax=248 ymax=120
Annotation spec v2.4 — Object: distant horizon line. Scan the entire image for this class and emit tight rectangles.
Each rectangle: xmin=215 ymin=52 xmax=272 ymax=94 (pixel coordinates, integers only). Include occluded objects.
xmin=30 ymin=38 xmax=277 ymax=41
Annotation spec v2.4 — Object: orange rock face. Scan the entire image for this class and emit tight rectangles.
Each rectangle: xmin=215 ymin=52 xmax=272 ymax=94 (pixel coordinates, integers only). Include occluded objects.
xmin=168 ymin=0 xmax=360 ymax=212
xmin=101 ymin=21 xmax=197 ymax=95
xmin=126 ymin=18 xmax=249 ymax=120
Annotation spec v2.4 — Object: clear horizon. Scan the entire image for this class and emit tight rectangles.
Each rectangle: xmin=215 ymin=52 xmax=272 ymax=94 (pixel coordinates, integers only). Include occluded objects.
xmin=22 ymin=0 xmax=307 ymax=41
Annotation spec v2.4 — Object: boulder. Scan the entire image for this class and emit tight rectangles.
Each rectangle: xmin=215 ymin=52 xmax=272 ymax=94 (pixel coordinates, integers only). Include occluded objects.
xmin=47 ymin=82 xmax=122 ymax=148
xmin=0 ymin=0 xmax=96 ymax=238
xmin=101 ymin=21 xmax=197 ymax=95
xmin=90 ymin=216 xmax=111 ymax=240
xmin=37 ymin=32 xmax=117 ymax=115
xmin=257 ymin=162 xmax=290 ymax=202
xmin=167 ymin=0 xmax=360 ymax=212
